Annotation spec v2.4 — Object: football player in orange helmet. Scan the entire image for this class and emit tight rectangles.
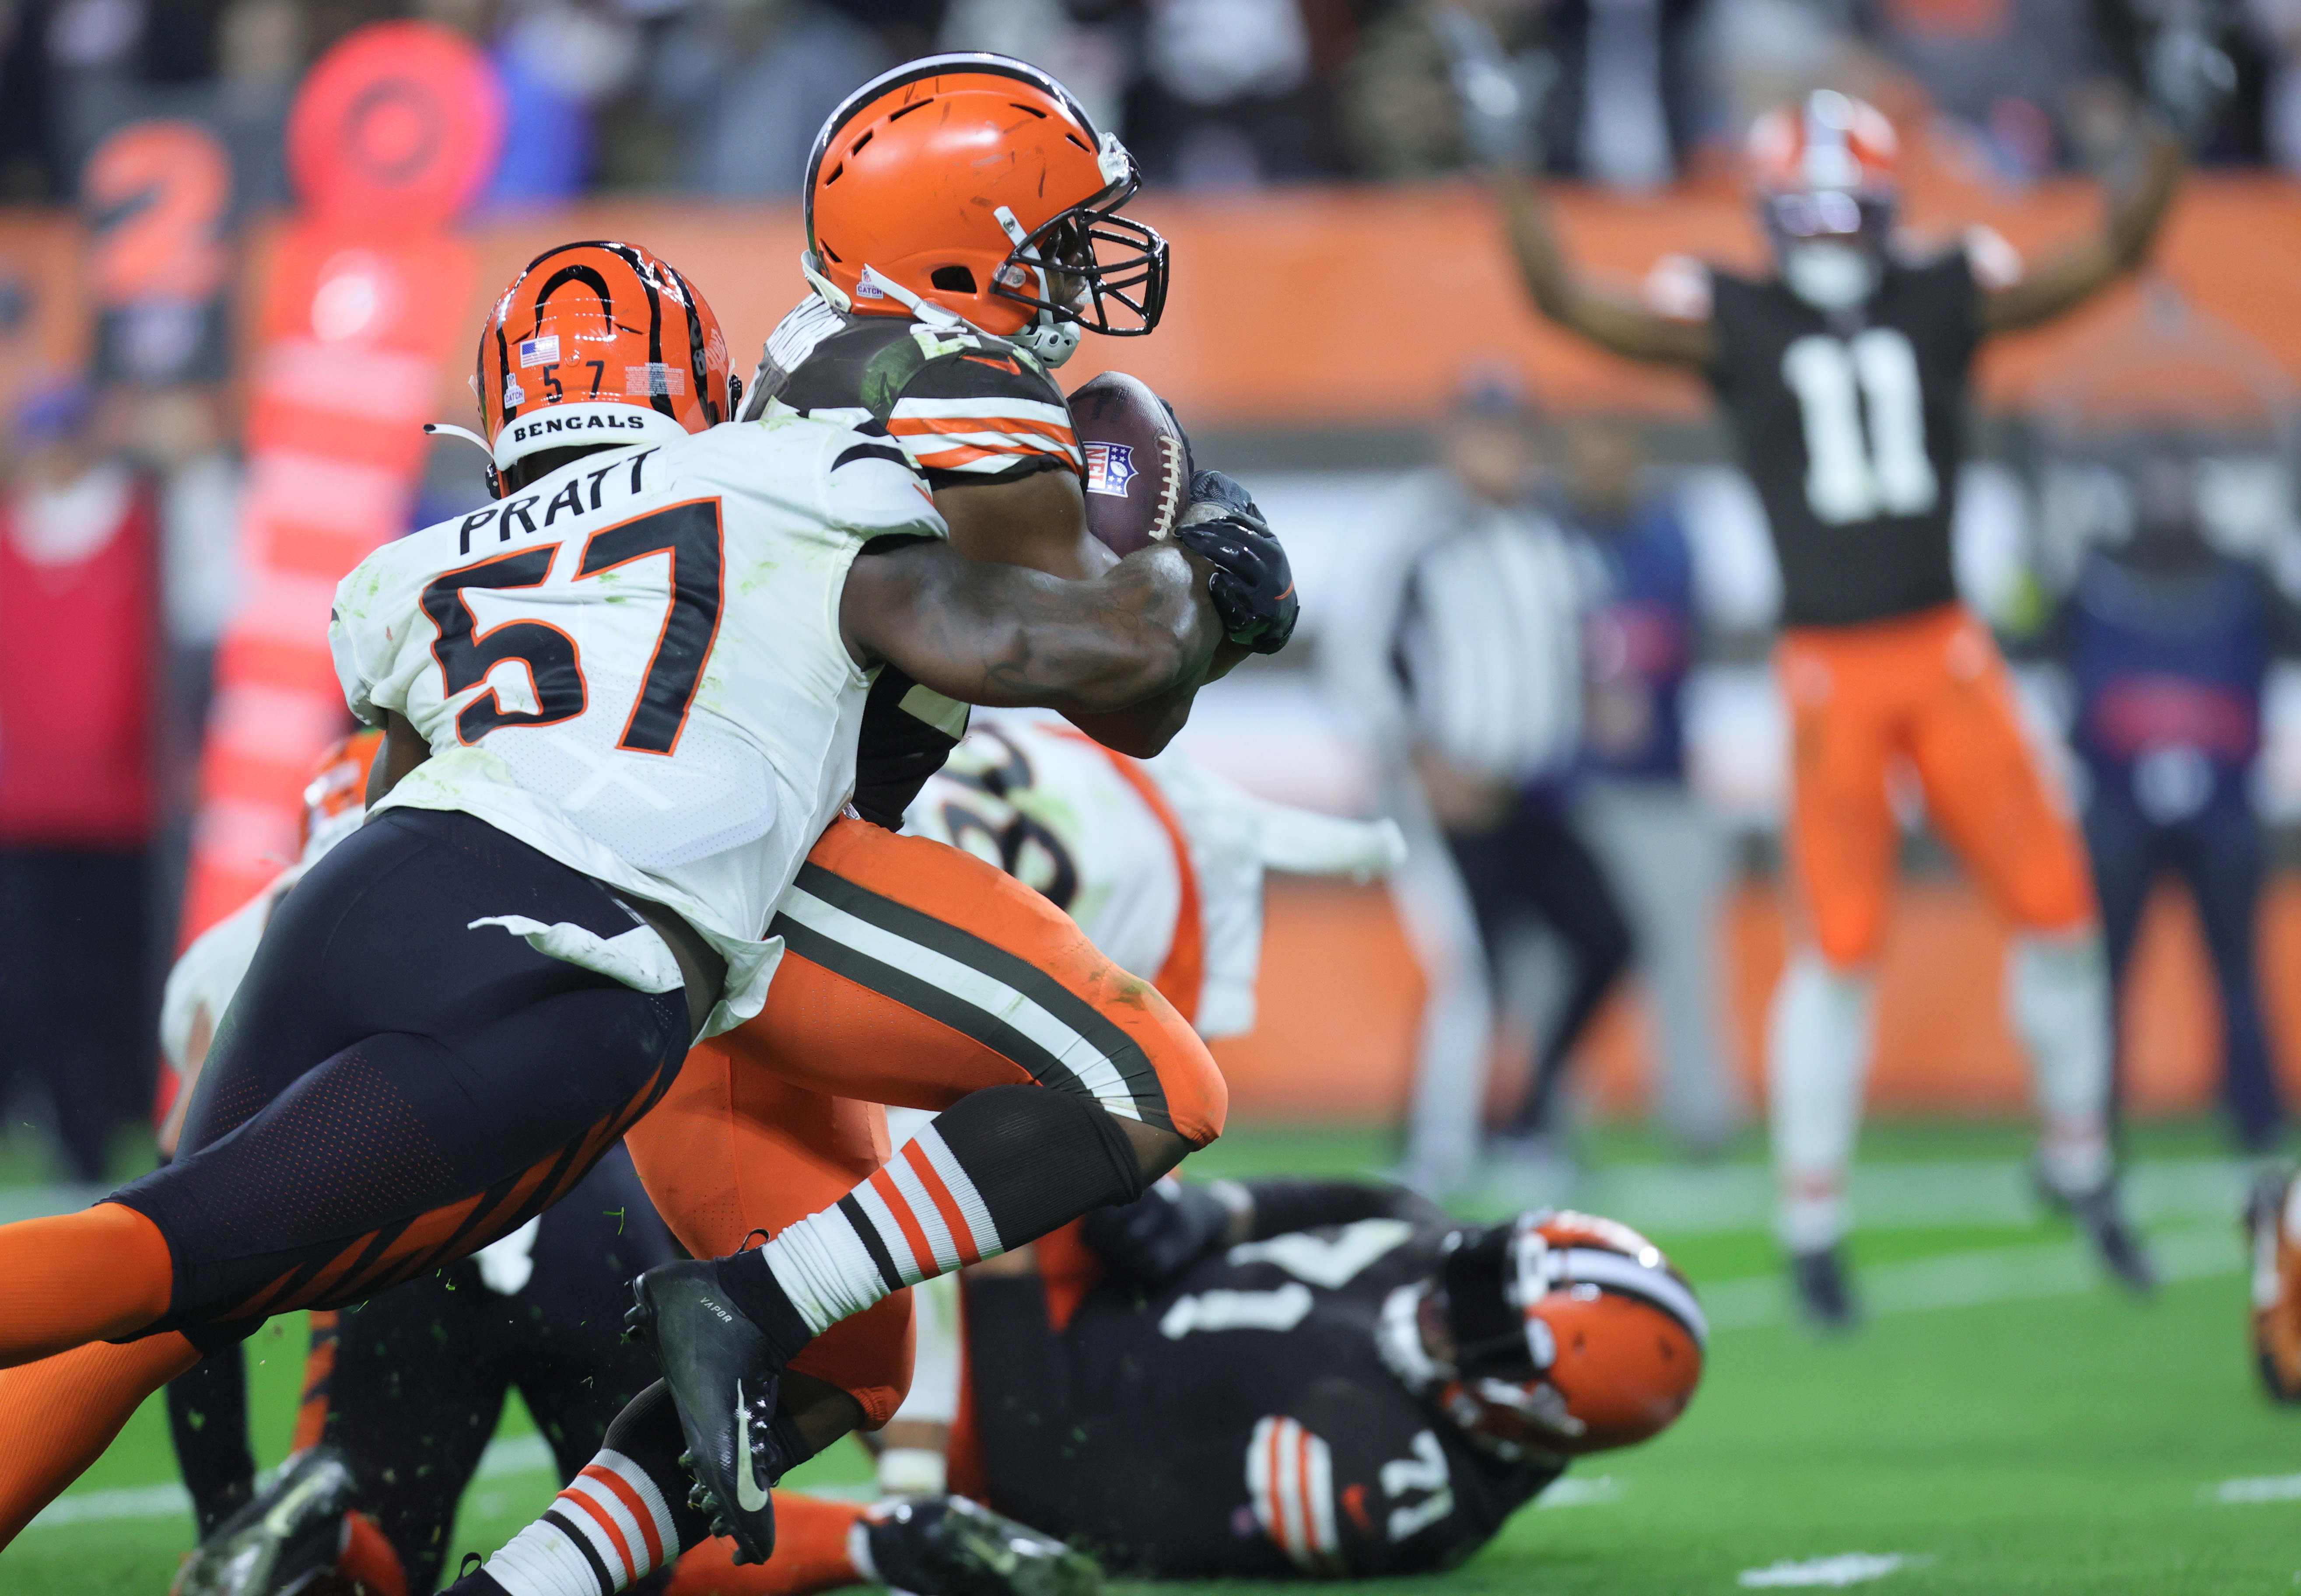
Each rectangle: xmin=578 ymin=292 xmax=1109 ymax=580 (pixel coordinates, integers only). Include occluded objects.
xmin=792 ymin=52 xmax=1166 ymax=369
xmin=1487 ymin=86 xmax=2185 ymax=1325
xmin=0 ymin=222 xmax=1292 ymax=1558
xmin=1421 ymin=1209 xmax=1703 ymax=1459
xmin=687 ymin=1189 xmax=1699 ymax=1591
xmin=432 ymin=238 xmax=736 ymax=500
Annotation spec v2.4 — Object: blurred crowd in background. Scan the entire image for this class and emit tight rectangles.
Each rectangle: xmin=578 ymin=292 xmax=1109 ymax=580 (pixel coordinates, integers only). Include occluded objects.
xmin=0 ymin=0 xmax=2297 ymax=1197
xmin=4 ymin=0 xmax=2301 ymax=209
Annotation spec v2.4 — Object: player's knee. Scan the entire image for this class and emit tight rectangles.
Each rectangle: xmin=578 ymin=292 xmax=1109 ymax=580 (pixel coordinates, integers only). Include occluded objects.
xmin=1813 ymin=913 xmax=1884 ymax=972
xmin=2007 ymin=861 xmax=2097 ymax=941
xmin=1145 ymin=1019 xmax=1228 ymax=1150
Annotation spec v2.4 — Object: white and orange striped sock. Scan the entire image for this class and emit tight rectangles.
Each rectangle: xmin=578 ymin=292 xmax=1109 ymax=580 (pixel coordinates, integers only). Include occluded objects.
xmin=748 ymin=1084 xmax=1142 ymax=1337
xmin=760 ymin=1120 xmax=1005 ymax=1334
xmin=483 ymin=1449 xmax=684 ymax=1596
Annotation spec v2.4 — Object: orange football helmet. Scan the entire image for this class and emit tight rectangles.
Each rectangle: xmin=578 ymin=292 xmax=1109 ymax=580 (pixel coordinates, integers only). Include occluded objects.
xmin=1432 ymin=1209 xmax=1704 ymax=1459
xmin=297 ymin=728 xmax=383 ymax=860
xmin=1746 ymin=89 xmax=1899 ymax=199
xmin=1745 ymin=92 xmax=1899 ymax=308
xmin=801 ymin=53 xmax=1168 ymax=366
xmin=463 ymin=240 xmax=734 ymax=483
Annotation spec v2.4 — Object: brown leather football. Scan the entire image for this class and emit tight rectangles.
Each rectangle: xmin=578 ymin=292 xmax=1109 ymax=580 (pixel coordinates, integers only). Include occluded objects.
xmin=1068 ymin=370 xmax=1192 ymax=556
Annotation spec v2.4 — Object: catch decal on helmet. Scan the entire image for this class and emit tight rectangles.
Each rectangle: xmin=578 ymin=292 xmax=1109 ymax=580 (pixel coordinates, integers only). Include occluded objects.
xmin=801 ymin=53 xmax=1169 ymax=366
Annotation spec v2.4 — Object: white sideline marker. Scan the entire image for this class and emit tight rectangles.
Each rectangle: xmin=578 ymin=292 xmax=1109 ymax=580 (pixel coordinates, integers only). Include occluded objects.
xmin=2203 ymin=1474 xmax=2301 ymax=1505
xmin=1738 ymin=1551 xmax=1933 ymax=1587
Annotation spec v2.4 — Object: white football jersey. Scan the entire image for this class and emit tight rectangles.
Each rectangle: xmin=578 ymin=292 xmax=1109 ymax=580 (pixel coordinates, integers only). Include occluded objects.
xmin=904 ymin=711 xmax=1408 ymax=1041
xmin=330 ymin=413 xmax=944 ymax=1033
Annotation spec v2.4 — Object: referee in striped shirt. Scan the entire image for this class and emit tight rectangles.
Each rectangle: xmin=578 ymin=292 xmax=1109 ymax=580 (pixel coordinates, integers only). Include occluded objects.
xmin=1331 ymin=369 xmax=1632 ymax=1192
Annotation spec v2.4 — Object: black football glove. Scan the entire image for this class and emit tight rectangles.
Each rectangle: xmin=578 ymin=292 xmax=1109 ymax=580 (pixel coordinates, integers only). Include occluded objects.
xmin=1172 ymin=469 xmax=1297 ymax=655
xmin=1081 ymin=1180 xmax=1234 ymax=1287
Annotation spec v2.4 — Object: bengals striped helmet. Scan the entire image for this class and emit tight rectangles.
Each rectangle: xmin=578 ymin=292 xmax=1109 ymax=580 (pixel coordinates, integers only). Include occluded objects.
xmin=297 ymin=728 xmax=382 ymax=860
xmin=1436 ymin=1209 xmax=1704 ymax=1457
xmin=802 ymin=53 xmax=1168 ymax=366
xmin=472 ymin=240 xmax=734 ymax=478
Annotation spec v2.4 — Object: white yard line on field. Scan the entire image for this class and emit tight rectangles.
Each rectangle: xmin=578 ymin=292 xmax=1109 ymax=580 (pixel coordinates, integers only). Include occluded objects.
xmin=25 ymin=1433 xmax=558 ymax=1532
xmin=2203 ymin=1473 xmax=2301 ymax=1505
xmin=1738 ymin=1552 xmax=1933 ymax=1587
xmin=1701 ymin=1224 xmax=2240 ymax=1332
xmin=1559 ymin=1158 xmax=2255 ymax=1237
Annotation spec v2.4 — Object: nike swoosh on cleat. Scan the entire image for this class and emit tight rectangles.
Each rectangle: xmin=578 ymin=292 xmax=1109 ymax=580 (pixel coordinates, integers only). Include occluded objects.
xmin=733 ymin=1380 xmax=772 ymax=1512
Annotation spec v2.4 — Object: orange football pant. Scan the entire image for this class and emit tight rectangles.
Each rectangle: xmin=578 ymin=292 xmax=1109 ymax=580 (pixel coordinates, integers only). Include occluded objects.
xmin=1778 ymin=603 xmax=2096 ymax=968
xmin=627 ymin=816 xmax=1227 ymax=1427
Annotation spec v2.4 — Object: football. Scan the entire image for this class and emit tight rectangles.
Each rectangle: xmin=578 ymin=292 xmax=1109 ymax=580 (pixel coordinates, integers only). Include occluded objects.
xmin=1068 ymin=370 xmax=1193 ymax=555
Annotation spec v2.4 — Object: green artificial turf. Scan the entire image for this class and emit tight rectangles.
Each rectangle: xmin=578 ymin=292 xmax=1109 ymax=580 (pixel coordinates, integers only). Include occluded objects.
xmin=9 ymin=1120 xmax=2301 ymax=1593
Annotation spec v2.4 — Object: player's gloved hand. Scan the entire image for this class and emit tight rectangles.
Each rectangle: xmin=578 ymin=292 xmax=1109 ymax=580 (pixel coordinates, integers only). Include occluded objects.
xmin=1173 ymin=469 xmax=1297 ymax=655
xmin=1081 ymin=1178 xmax=1234 ymax=1286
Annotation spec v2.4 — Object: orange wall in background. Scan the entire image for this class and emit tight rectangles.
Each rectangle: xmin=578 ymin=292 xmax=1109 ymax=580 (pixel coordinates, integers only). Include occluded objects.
xmin=434 ymin=173 xmax=2301 ymax=435
xmin=1216 ymin=871 xmax=2301 ymax=1124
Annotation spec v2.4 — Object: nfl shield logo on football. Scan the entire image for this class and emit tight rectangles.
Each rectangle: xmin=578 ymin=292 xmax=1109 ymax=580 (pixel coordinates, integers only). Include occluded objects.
xmin=1084 ymin=441 xmax=1137 ymax=498
xmin=518 ymin=335 xmax=560 ymax=367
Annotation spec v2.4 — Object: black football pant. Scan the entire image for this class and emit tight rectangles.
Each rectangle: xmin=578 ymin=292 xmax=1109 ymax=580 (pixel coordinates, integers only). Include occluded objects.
xmin=1444 ymin=801 xmax=1634 ymax=1136
xmin=2086 ymin=784 xmax=2287 ymax=1152
xmin=320 ymin=1142 xmax=674 ymax=1591
xmin=0 ymin=847 xmax=152 ymax=1181
xmin=109 ymin=808 xmax=690 ymax=1353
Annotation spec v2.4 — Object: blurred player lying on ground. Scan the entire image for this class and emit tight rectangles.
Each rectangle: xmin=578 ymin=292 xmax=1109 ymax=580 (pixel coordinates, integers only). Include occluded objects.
xmin=1476 ymin=61 xmax=2185 ymax=1323
xmin=766 ymin=1180 xmax=1704 ymax=1583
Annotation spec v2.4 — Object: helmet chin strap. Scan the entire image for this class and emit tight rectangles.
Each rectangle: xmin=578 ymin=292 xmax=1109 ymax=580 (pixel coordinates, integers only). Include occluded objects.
xmin=424 ymin=422 xmax=493 ymax=456
xmin=990 ymin=206 xmax=1084 ymax=368
xmin=1016 ymin=314 xmax=1082 ymax=368
xmin=424 ymin=423 xmax=504 ymax=499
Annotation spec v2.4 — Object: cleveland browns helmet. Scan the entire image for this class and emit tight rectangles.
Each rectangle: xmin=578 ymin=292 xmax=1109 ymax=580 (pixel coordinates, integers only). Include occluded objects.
xmin=434 ymin=240 xmax=735 ymax=493
xmin=298 ymin=728 xmax=383 ymax=859
xmin=800 ymin=53 xmax=1169 ymax=366
xmin=1745 ymin=90 xmax=1900 ymax=312
xmin=1424 ymin=1209 xmax=1705 ymax=1458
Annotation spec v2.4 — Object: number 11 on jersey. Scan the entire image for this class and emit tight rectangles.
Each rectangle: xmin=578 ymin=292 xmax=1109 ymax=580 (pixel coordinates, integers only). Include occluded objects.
xmin=1782 ymin=327 xmax=1938 ymax=526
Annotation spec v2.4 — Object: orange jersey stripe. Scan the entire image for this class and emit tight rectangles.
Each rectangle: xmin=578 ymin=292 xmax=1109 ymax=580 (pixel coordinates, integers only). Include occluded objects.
xmin=907 ymin=441 xmax=1084 ymax=474
xmin=886 ymin=413 xmax=1080 ymax=445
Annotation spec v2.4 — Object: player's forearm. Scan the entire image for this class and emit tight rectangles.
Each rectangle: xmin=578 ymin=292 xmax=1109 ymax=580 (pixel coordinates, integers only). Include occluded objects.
xmin=1983 ymin=120 xmax=2185 ymax=333
xmin=925 ymin=546 xmax=1223 ymax=715
xmin=1495 ymin=170 xmax=1587 ymax=329
xmin=1064 ymin=639 xmax=1247 ymax=755
xmin=1492 ymin=172 xmax=1714 ymax=367
xmin=1230 ymin=1178 xmax=1450 ymax=1241
xmin=2104 ymin=119 xmax=2186 ymax=272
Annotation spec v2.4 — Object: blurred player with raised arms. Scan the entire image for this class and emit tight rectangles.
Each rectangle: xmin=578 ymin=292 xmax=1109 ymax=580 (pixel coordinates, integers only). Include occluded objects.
xmin=1484 ymin=82 xmax=2184 ymax=1322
